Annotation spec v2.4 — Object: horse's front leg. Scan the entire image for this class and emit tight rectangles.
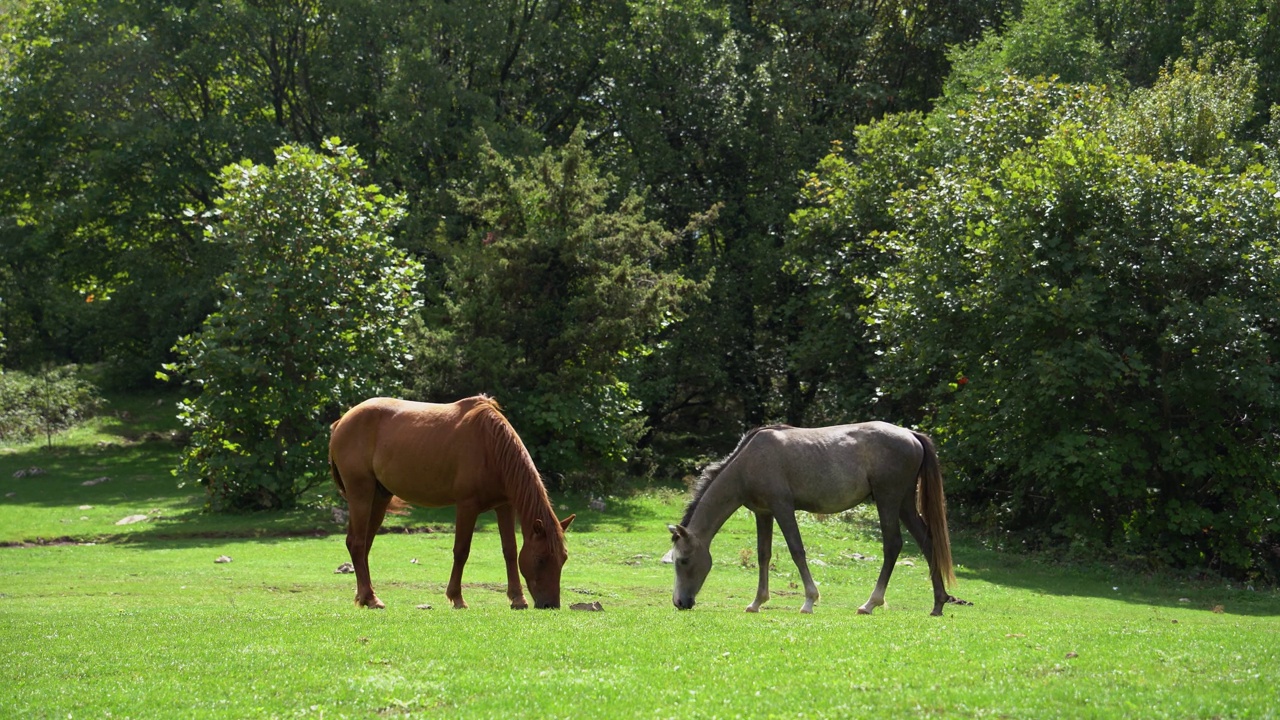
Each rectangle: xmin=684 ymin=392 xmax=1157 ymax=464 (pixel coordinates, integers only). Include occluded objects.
xmin=746 ymin=511 xmax=773 ymax=613
xmin=773 ymin=509 xmax=820 ymax=614
xmin=446 ymin=504 xmax=481 ymax=609
xmin=494 ymin=503 xmax=528 ymax=609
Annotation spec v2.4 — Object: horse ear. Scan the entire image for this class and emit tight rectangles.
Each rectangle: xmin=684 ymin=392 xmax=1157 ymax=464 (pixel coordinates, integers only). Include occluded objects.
xmin=532 ymin=519 xmax=546 ymax=536
xmin=560 ymin=514 xmax=575 ymax=531
xmin=668 ymin=524 xmax=689 ymax=542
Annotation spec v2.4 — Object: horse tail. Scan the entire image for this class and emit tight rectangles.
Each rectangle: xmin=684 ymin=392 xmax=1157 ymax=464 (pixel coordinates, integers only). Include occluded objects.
xmin=330 ymin=418 xmax=410 ymax=515
xmin=329 ymin=419 xmax=348 ymax=500
xmin=913 ymin=431 xmax=956 ymax=587
xmin=330 ymin=457 xmax=347 ymax=500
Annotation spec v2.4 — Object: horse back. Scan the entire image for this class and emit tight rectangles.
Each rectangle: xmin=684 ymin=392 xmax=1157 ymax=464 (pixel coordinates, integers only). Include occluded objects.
xmin=741 ymin=422 xmax=923 ymax=514
xmin=329 ymin=396 xmax=501 ymax=507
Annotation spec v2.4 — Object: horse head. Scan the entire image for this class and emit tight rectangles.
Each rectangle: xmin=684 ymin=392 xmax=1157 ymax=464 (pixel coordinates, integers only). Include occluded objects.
xmin=668 ymin=523 xmax=712 ymax=609
xmin=520 ymin=514 xmax=575 ymax=609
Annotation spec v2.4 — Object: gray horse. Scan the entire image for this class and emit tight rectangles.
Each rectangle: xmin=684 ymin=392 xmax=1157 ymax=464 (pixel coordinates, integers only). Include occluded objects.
xmin=668 ymin=422 xmax=969 ymax=616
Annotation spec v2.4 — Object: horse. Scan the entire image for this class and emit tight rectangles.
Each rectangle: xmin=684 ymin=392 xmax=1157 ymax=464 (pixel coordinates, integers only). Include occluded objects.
xmin=329 ymin=396 xmax=574 ymax=610
xmin=668 ymin=422 xmax=968 ymax=616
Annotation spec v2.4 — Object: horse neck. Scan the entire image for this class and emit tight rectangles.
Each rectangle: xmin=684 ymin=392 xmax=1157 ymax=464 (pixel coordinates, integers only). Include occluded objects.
xmin=467 ymin=404 xmax=555 ymax=537
xmin=507 ymin=460 xmax=557 ymax=540
xmin=687 ymin=464 xmax=745 ymax=539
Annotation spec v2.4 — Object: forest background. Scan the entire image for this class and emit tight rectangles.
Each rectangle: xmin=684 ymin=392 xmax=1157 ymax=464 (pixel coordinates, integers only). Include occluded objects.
xmin=2 ymin=0 xmax=1279 ymax=580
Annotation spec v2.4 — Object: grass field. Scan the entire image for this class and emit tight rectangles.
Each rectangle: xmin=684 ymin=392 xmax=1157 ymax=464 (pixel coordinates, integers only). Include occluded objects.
xmin=2 ymin=396 xmax=1278 ymax=718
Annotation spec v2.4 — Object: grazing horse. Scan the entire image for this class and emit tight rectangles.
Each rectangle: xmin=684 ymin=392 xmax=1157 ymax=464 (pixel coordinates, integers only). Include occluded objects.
xmin=329 ymin=396 xmax=574 ymax=610
xmin=669 ymin=422 xmax=968 ymax=616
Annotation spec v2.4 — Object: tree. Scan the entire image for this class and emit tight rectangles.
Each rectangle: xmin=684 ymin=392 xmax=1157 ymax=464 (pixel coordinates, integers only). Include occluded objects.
xmin=592 ymin=0 xmax=1006 ymax=452
xmin=166 ymin=141 xmax=423 ymax=511
xmin=1109 ymin=48 xmax=1258 ymax=168
xmin=944 ymin=0 xmax=1117 ymax=105
xmin=414 ymin=129 xmax=702 ymax=488
xmin=799 ymin=76 xmax=1280 ymax=577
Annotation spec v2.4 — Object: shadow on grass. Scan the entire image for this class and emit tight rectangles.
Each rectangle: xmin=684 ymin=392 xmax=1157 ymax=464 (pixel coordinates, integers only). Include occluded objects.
xmin=951 ymin=539 xmax=1280 ymax=617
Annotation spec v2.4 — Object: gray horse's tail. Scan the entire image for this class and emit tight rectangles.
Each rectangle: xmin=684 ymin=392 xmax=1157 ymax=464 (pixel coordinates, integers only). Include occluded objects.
xmin=913 ymin=432 xmax=956 ymax=587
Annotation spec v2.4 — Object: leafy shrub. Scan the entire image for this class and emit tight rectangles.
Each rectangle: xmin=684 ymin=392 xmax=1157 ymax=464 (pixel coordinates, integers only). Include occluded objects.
xmin=877 ymin=124 xmax=1280 ymax=577
xmin=944 ymin=0 xmax=1116 ymax=106
xmin=166 ymin=141 xmax=423 ymax=511
xmin=0 ymin=366 xmax=103 ymax=445
xmin=1109 ymin=48 xmax=1258 ymax=168
xmin=795 ymin=76 xmax=1280 ymax=578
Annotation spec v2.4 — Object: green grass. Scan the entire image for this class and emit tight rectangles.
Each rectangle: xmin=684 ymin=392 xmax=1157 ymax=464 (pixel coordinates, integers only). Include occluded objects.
xmin=2 ymin=398 xmax=1279 ymax=718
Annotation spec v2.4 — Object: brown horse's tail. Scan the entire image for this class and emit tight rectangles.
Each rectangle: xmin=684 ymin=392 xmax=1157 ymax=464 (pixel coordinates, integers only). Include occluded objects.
xmin=913 ymin=431 xmax=956 ymax=587
xmin=329 ymin=455 xmax=410 ymax=515
xmin=330 ymin=457 xmax=347 ymax=500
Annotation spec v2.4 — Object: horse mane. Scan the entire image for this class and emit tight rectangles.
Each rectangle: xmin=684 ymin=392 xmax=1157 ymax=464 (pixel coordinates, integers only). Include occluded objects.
xmin=465 ymin=396 xmax=565 ymax=551
xmin=680 ymin=424 xmax=791 ymax=527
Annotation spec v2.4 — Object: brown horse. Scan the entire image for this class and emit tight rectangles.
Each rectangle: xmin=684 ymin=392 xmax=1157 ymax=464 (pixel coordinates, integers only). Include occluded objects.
xmin=329 ymin=396 xmax=574 ymax=610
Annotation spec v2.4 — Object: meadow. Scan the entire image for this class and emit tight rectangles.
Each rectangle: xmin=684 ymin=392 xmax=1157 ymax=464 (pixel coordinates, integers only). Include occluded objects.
xmin=2 ymin=397 xmax=1278 ymax=718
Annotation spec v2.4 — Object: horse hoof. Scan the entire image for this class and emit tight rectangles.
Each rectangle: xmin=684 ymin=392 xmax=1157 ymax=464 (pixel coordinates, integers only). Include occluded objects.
xmin=857 ymin=606 xmax=873 ymax=615
xmin=745 ymin=605 xmax=760 ymax=613
xmin=511 ymin=600 xmax=529 ymax=610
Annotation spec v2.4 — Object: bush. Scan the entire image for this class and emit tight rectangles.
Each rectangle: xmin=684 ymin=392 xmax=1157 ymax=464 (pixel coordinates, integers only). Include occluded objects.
xmin=871 ymin=80 xmax=1280 ymax=578
xmin=0 ymin=366 xmax=103 ymax=445
xmin=794 ymin=75 xmax=1280 ymax=578
xmin=167 ymin=141 xmax=423 ymax=511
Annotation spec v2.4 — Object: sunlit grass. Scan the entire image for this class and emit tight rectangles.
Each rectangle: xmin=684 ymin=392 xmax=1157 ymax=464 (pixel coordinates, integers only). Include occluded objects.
xmin=2 ymin=402 xmax=1278 ymax=718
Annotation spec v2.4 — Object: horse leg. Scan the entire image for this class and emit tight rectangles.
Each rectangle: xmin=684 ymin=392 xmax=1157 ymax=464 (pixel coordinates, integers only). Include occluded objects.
xmin=346 ymin=479 xmax=391 ymax=609
xmin=446 ymin=503 xmax=481 ymax=609
xmin=495 ymin=503 xmax=528 ymax=609
xmin=858 ymin=500 xmax=905 ymax=615
xmin=899 ymin=504 xmax=966 ymax=616
xmin=746 ymin=511 xmax=773 ymax=613
xmin=773 ymin=508 xmax=820 ymax=614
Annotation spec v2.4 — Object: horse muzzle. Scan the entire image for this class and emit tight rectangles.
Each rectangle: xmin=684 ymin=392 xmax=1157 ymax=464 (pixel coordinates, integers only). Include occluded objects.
xmin=673 ymin=596 xmax=695 ymax=610
xmin=535 ymin=601 xmax=560 ymax=610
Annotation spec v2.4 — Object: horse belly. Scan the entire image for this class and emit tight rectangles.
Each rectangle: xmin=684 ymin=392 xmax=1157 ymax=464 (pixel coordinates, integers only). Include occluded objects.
xmin=792 ymin=473 xmax=872 ymax=515
xmin=371 ymin=446 xmax=466 ymax=508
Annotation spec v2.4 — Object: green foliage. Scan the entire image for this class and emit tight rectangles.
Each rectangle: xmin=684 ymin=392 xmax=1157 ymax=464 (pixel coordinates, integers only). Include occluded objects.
xmin=0 ymin=364 xmax=103 ymax=445
xmin=1109 ymin=47 xmax=1258 ymax=167
xmin=167 ymin=141 xmax=423 ymax=511
xmin=417 ymin=129 xmax=699 ymax=488
xmin=786 ymin=117 xmax=937 ymax=422
xmin=849 ymin=78 xmax=1280 ymax=578
xmin=945 ymin=0 xmax=1116 ymax=105
xmin=793 ymin=75 xmax=1280 ymax=578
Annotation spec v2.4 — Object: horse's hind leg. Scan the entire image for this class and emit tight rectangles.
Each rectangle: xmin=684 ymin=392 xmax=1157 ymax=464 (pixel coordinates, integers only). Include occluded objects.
xmin=773 ymin=508 xmax=820 ymax=614
xmin=495 ymin=503 xmax=528 ymax=609
xmin=446 ymin=503 xmax=481 ymax=609
xmin=900 ymin=504 xmax=959 ymax=616
xmin=346 ymin=478 xmax=393 ymax=609
xmin=746 ymin=511 xmax=773 ymax=613
xmin=858 ymin=500 xmax=904 ymax=615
